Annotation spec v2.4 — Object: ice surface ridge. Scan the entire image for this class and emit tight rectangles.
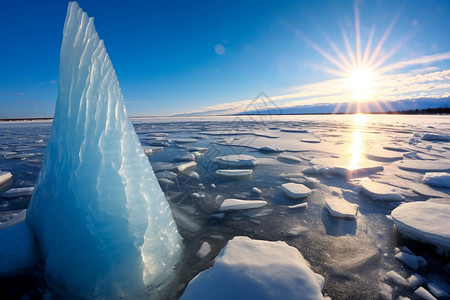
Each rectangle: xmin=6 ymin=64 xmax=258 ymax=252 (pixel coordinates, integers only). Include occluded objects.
xmin=26 ymin=2 xmax=182 ymax=298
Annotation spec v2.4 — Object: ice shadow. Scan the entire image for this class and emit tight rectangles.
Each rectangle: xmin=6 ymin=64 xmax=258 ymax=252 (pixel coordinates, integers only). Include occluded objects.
xmin=321 ymin=208 xmax=357 ymax=237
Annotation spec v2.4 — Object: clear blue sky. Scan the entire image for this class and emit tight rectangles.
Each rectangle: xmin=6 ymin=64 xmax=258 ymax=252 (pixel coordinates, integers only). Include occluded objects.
xmin=1 ymin=0 xmax=450 ymax=118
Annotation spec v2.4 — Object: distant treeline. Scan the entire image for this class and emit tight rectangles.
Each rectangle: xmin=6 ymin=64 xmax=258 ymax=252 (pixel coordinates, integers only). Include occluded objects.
xmin=372 ymin=106 xmax=450 ymax=115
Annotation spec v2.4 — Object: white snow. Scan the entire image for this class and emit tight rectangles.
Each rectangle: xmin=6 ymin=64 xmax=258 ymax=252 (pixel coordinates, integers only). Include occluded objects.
xmin=2 ymin=187 xmax=34 ymax=198
xmin=394 ymin=251 xmax=426 ymax=269
xmin=415 ymin=287 xmax=437 ymax=300
xmin=278 ymin=154 xmax=303 ymax=163
xmin=423 ymin=172 xmax=450 ymax=188
xmin=219 ymin=199 xmax=267 ymax=211
xmin=385 ymin=270 xmax=407 ymax=286
xmin=391 ymin=201 xmax=450 ymax=248
xmin=281 ymin=183 xmax=311 ymax=199
xmin=24 ymin=3 xmax=182 ymax=298
xmin=286 ymin=202 xmax=308 ymax=209
xmin=0 ymin=171 xmax=12 ymax=185
xmin=407 ymin=273 xmax=423 ymax=288
xmin=178 ymin=161 xmax=197 ymax=172
xmin=397 ymin=160 xmax=450 ymax=172
xmin=196 ymin=242 xmax=211 ymax=258
xmin=301 ymin=138 xmax=321 ymax=143
xmin=142 ymin=146 xmax=153 ymax=156
xmin=213 ymin=154 xmax=258 ymax=168
xmin=216 ymin=169 xmax=253 ymax=177
xmin=325 ymin=197 xmax=358 ymax=219
xmin=181 ymin=236 xmax=324 ymax=300
xmin=365 ymin=148 xmax=404 ymax=162
xmin=360 ymin=181 xmax=405 ymax=201
xmin=174 ymin=153 xmax=196 ymax=162
xmin=258 ymin=146 xmax=284 ymax=153
xmin=251 ymin=187 xmax=262 ymax=195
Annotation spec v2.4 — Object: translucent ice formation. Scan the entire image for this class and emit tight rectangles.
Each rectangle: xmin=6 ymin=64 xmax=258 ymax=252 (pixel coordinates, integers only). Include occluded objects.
xmin=25 ymin=2 xmax=182 ymax=298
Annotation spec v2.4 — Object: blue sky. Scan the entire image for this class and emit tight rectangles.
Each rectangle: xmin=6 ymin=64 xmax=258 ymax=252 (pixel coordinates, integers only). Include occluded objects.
xmin=1 ymin=0 xmax=450 ymax=118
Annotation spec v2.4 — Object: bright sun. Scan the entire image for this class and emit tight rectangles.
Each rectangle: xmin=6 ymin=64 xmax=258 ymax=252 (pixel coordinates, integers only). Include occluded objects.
xmin=345 ymin=66 xmax=375 ymax=101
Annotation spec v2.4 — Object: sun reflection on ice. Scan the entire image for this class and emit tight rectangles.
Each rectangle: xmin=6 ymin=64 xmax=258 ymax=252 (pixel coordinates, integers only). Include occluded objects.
xmin=348 ymin=114 xmax=368 ymax=170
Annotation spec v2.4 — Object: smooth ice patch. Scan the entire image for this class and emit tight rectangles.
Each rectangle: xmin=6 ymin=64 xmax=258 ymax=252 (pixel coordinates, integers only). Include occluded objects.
xmin=181 ymin=236 xmax=324 ymax=300
xmin=360 ymin=181 xmax=405 ymax=201
xmin=219 ymin=199 xmax=267 ymax=211
xmin=281 ymin=183 xmax=311 ymax=199
xmin=391 ymin=201 xmax=450 ymax=248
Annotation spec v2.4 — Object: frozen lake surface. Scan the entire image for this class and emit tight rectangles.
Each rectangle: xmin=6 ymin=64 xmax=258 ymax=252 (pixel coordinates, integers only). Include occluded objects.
xmin=1 ymin=114 xmax=450 ymax=299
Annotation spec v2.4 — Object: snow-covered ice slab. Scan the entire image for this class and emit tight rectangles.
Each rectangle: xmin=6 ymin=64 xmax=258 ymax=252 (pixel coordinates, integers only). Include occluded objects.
xmin=301 ymin=137 xmax=321 ymax=143
xmin=178 ymin=161 xmax=197 ymax=172
xmin=25 ymin=3 xmax=182 ymax=298
xmin=278 ymin=154 xmax=303 ymax=163
xmin=2 ymin=187 xmax=34 ymax=198
xmin=397 ymin=160 xmax=450 ymax=172
xmin=258 ymin=146 xmax=284 ymax=153
xmin=281 ymin=183 xmax=311 ymax=199
xmin=391 ymin=202 xmax=450 ymax=249
xmin=0 ymin=171 xmax=12 ymax=185
xmin=423 ymin=172 xmax=450 ymax=188
xmin=181 ymin=236 xmax=324 ymax=300
xmin=214 ymin=154 xmax=258 ymax=168
xmin=360 ymin=181 xmax=405 ymax=201
xmin=219 ymin=199 xmax=267 ymax=211
xmin=325 ymin=197 xmax=358 ymax=219
xmin=216 ymin=169 xmax=253 ymax=178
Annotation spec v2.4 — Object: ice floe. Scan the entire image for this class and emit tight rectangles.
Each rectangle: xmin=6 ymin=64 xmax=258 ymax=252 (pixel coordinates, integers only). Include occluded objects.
xmin=394 ymin=251 xmax=427 ymax=270
xmin=174 ymin=153 xmax=196 ymax=162
xmin=286 ymin=202 xmax=308 ymax=209
xmin=423 ymin=172 xmax=450 ymax=188
xmin=325 ymin=197 xmax=358 ymax=219
xmin=281 ymin=183 xmax=311 ymax=199
xmin=301 ymin=138 xmax=321 ymax=143
xmin=258 ymin=146 xmax=284 ymax=153
xmin=2 ymin=187 xmax=34 ymax=198
xmin=397 ymin=160 xmax=450 ymax=172
xmin=214 ymin=154 xmax=258 ymax=168
xmin=0 ymin=171 xmax=12 ymax=185
xmin=415 ymin=287 xmax=437 ymax=300
xmin=216 ymin=169 xmax=253 ymax=178
xmin=360 ymin=181 xmax=405 ymax=201
xmin=177 ymin=161 xmax=197 ymax=172
xmin=391 ymin=201 xmax=450 ymax=248
xmin=196 ymin=242 xmax=211 ymax=258
xmin=181 ymin=236 xmax=324 ymax=300
xmin=0 ymin=211 xmax=38 ymax=277
xmin=278 ymin=154 xmax=303 ymax=163
xmin=385 ymin=270 xmax=407 ymax=286
xmin=219 ymin=199 xmax=267 ymax=211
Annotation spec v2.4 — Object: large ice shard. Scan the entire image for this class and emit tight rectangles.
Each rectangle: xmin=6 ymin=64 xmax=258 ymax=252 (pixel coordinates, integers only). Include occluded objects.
xmin=25 ymin=2 xmax=182 ymax=298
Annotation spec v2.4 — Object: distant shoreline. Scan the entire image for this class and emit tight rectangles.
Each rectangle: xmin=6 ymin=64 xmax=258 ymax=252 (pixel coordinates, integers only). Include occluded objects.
xmin=1 ymin=108 xmax=449 ymax=122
